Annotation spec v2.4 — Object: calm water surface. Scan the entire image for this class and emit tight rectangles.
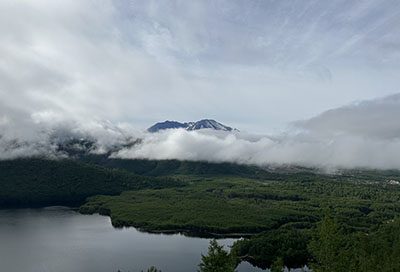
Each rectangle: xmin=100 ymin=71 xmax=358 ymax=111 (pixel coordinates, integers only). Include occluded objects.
xmin=0 ymin=207 xmax=265 ymax=272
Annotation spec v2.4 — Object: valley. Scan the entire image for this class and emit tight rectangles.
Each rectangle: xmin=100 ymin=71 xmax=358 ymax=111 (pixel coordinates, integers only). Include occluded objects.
xmin=2 ymin=158 xmax=400 ymax=270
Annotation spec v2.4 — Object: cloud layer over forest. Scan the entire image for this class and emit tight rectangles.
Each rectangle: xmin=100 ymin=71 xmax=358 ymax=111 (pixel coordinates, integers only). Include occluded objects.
xmin=2 ymin=94 xmax=400 ymax=170
xmin=115 ymin=94 xmax=400 ymax=169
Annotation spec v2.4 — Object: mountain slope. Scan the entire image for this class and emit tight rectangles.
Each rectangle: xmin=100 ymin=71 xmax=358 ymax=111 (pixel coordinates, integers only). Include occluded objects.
xmin=148 ymin=119 xmax=236 ymax=133
xmin=186 ymin=119 xmax=234 ymax=131
xmin=147 ymin=121 xmax=189 ymax=133
xmin=0 ymin=159 xmax=185 ymax=207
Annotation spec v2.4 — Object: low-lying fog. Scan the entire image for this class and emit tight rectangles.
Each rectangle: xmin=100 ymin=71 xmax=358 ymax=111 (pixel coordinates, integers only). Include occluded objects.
xmin=2 ymin=94 xmax=400 ymax=170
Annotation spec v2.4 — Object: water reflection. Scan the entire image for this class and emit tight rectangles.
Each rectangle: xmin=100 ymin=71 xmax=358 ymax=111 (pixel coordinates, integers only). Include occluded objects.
xmin=0 ymin=207 xmax=265 ymax=272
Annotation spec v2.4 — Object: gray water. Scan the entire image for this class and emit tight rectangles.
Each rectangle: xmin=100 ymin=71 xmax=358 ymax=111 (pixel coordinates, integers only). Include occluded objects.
xmin=0 ymin=207 xmax=265 ymax=272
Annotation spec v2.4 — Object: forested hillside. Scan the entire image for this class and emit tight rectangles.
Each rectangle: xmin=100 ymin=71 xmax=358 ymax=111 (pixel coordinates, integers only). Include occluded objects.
xmin=2 ymin=157 xmax=400 ymax=270
xmin=79 ymin=154 xmax=264 ymax=176
xmin=0 ymin=159 xmax=185 ymax=207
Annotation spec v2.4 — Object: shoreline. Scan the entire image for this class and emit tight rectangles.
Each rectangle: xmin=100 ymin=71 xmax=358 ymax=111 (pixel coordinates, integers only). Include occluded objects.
xmin=110 ymin=219 xmax=257 ymax=239
xmin=144 ymin=228 xmax=255 ymax=238
xmin=89 ymin=210 xmax=258 ymax=239
xmin=0 ymin=205 xmax=258 ymax=238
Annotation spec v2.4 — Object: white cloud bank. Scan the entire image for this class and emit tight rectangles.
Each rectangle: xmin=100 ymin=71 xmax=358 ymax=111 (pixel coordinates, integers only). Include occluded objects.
xmin=114 ymin=94 xmax=400 ymax=170
xmin=0 ymin=109 xmax=142 ymax=160
xmin=1 ymin=93 xmax=400 ymax=170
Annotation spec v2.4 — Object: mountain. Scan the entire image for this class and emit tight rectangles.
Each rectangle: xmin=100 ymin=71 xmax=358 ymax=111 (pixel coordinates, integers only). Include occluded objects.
xmin=148 ymin=119 xmax=236 ymax=133
xmin=186 ymin=119 xmax=235 ymax=131
xmin=147 ymin=121 xmax=189 ymax=133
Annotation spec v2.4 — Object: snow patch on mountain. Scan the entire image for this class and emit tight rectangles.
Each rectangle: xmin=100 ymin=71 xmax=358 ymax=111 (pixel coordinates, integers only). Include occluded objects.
xmin=148 ymin=119 xmax=237 ymax=133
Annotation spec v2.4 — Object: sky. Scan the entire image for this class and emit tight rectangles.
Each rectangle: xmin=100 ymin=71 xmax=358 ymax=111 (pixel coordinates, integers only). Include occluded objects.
xmin=1 ymin=0 xmax=400 ymax=169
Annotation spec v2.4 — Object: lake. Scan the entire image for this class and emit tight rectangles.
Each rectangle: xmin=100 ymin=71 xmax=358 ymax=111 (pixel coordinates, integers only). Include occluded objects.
xmin=0 ymin=207 xmax=266 ymax=272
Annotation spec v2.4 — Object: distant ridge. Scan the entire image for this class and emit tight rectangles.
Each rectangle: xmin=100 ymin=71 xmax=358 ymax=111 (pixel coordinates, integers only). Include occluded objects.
xmin=148 ymin=119 xmax=237 ymax=133
xmin=147 ymin=121 xmax=188 ymax=133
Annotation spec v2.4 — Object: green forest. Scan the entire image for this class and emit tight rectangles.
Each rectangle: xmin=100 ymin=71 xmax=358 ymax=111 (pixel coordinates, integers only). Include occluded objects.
xmin=0 ymin=159 xmax=185 ymax=207
xmin=1 ymin=158 xmax=400 ymax=270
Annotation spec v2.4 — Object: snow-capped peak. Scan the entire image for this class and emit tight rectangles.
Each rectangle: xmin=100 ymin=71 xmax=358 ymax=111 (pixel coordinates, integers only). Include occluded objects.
xmin=148 ymin=119 xmax=237 ymax=133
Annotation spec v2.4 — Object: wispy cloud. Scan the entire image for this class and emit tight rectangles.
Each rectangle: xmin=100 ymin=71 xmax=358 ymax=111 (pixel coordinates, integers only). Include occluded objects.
xmin=1 ymin=0 xmax=400 ymax=133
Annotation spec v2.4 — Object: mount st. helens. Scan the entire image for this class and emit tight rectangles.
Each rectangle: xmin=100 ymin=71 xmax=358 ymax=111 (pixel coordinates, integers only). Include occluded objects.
xmin=0 ymin=119 xmax=238 ymax=160
xmin=147 ymin=119 xmax=237 ymax=133
xmin=55 ymin=119 xmax=238 ymax=158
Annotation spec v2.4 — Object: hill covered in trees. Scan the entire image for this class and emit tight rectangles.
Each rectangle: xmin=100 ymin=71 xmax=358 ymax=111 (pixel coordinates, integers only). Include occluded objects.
xmin=0 ymin=159 xmax=185 ymax=207
xmin=2 ymin=157 xmax=400 ymax=270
